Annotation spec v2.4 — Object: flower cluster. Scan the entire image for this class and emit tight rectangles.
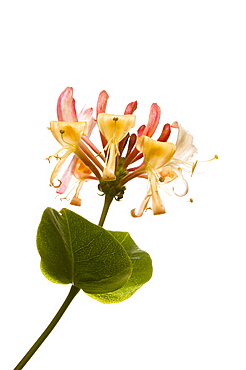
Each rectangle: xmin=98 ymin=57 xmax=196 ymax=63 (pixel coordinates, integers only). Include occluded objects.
xmin=47 ymin=87 xmax=198 ymax=216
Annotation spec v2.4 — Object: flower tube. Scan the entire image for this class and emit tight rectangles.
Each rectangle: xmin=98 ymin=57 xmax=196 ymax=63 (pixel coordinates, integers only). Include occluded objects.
xmin=98 ymin=113 xmax=136 ymax=180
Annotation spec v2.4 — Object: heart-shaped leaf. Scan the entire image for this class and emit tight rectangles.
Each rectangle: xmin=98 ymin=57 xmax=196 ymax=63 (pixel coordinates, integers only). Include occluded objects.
xmin=87 ymin=231 xmax=153 ymax=303
xmin=36 ymin=208 xmax=132 ymax=294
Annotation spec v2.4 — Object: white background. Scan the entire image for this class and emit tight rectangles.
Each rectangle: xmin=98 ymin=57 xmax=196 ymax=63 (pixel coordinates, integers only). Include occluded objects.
xmin=1 ymin=1 xmax=245 ymax=369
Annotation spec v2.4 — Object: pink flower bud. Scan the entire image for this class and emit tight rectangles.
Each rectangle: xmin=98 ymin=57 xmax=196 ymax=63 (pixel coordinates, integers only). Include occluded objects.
xmin=124 ymin=101 xmax=138 ymax=115
xmin=57 ymin=87 xmax=78 ymax=122
xmin=142 ymin=103 xmax=161 ymax=137
xmin=96 ymin=90 xmax=109 ymax=117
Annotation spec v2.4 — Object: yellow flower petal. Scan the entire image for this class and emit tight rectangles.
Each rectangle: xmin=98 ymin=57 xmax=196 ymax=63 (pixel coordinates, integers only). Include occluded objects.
xmin=50 ymin=121 xmax=88 ymax=146
xmin=148 ymin=169 xmax=166 ymax=215
xmin=98 ymin=113 xmax=136 ymax=181
xmin=98 ymin=113 xmax=136 ymax=144
xmin=136 ymin=136 xmax=176 ymax=169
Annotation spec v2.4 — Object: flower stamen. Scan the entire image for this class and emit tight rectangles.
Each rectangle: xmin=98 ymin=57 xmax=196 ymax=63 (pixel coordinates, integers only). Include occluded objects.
xmin=191 ymin=155 xmax=218 ymax=176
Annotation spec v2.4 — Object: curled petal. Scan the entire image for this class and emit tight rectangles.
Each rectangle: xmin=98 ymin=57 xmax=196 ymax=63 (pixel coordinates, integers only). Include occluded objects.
xmin=49 ymin=148 xmax=74 ymax=185
xmin=171 ymin=167 xmax=189 ymax=197
xmin=57 ymin=87 xmax=78 ymax=122
xmin=131 ymin=188 xmax=152 ymax=218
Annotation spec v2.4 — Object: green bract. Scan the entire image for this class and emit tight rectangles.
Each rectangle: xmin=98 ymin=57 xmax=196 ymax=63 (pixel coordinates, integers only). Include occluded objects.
xmin=37 ymin=208 xmax=152 ymax=302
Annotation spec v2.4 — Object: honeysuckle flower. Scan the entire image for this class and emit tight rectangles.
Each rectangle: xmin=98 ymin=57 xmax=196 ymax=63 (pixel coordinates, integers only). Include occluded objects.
xmin=57 ymin=86 xmax=95 ymax=133
xmin=123 ymin=103 xmax=161 ymax=168
xmin=48 ymin=87 xmax=99 ymax=191
xmin=48 ymin=87 xmax=204 ymax=215
xmin=49 ymin=120 xmax=88 ymax=186
xmin=98 ymin=113 xmax=136 ymax=181
xmin=165 ymin=124 xmax=198 ymax=196
xmin=131 ymin=124 xmax=197 ymax=217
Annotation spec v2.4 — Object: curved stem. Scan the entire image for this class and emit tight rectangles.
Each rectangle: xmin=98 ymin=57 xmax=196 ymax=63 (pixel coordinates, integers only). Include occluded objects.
xmin=14 ymin=190 xmax=115 ymax=368
xmin=98 ymin=194 xmax=114 ymax=227
xmin=14 ymin=285 xmax=80 ymax=370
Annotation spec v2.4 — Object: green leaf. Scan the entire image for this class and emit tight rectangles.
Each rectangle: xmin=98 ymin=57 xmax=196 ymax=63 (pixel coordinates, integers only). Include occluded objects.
xmin=36 ymin=208 xmax=132 ymax=294
xmin=87 ymin=231 xmax=153 ymax=304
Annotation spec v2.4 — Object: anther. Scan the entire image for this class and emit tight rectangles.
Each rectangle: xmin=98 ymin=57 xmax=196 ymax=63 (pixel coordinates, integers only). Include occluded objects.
xmin=206 ymin=154 xmax=218 ymax=161
xmin=191 ymin=155 xmax=218 ymax=176
xmin=60 ymin=129 xmax=65 ymax=134
xmin=191 ymin=160 xmax=198 ymax=176
xmin=159 ymin=177 xmax=165 ymax=182
xmin=113 ymin=117 xmax=118 ymax=122
xmin=201 ymin=155 xmax=219 ymax=163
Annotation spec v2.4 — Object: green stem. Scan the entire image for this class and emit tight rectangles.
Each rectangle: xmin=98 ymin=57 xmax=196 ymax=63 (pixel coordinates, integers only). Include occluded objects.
xmin=98 ymin=194 xmax=114 ymax=227
xmin=14 ymin=195 xmax=114 ymax=368
xmin=14 ymin=285 xmax=80 ymax=370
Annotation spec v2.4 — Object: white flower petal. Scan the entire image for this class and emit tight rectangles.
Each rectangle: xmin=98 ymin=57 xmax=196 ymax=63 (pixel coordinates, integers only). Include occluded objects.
xmin=174 ymin=125 xmax=197 ymax=162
